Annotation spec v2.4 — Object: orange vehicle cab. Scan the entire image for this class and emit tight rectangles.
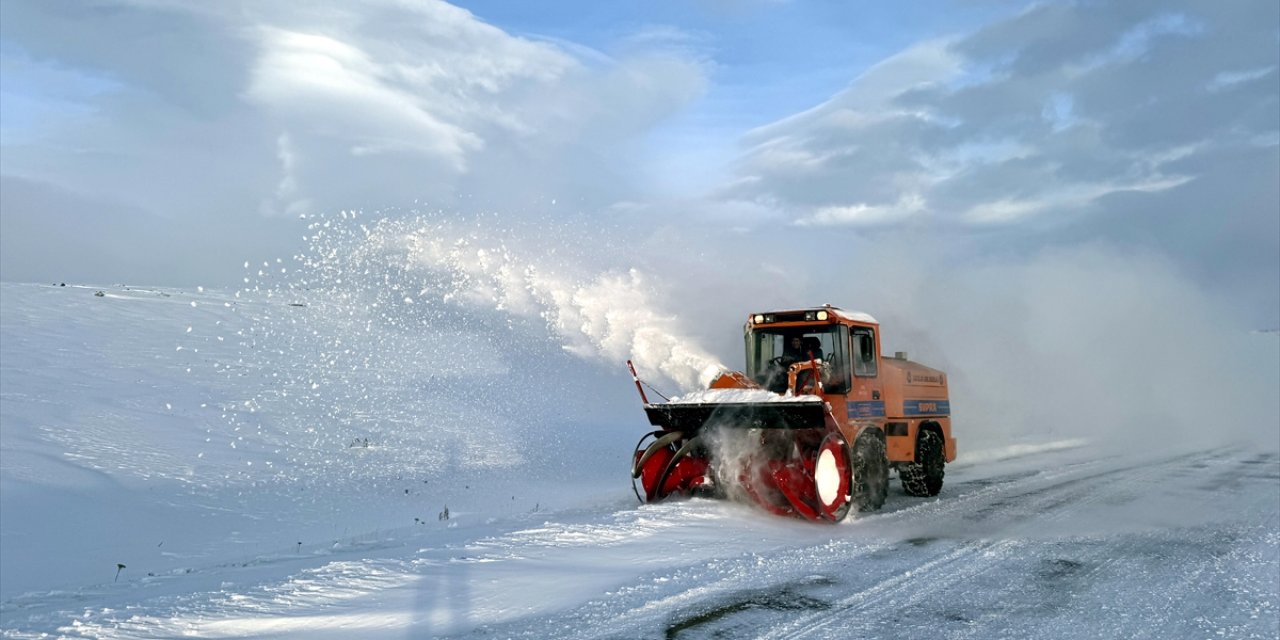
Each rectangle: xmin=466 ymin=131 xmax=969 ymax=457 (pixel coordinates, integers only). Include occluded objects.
xmin=731 ymin=306 xmax=956 ymax=467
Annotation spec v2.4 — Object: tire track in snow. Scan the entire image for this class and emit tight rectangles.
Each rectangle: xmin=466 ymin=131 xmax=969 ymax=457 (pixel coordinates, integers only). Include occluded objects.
xmin=465 ymin=447 xmax=1187 ymax=639
xmin=911 ymin=451 xmax=1280 ymax=640
xmin=751 ymin=447 xmax=1253 ymax=640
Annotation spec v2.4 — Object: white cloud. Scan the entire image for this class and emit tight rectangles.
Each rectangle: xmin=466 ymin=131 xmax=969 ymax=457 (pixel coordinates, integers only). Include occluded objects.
xmin=799 ymin=193 xmax=927 ymax=227
xmin=0 ymin=0 xmax=710 ymax=279
xmin=1206 ymin=66 xmax=1276 ymax=92
xmin=961 ymin=174 xmax=1192 ymax=225
xmin=1095 ymin=13 xmax=1202 ymax=66
xmin=247 ymin=29 xmax=485 ymax=167
xmin=267 ymin=133 xmax=310 ymax=217
xmin=743 ymin=39 xmax=961 ymax=144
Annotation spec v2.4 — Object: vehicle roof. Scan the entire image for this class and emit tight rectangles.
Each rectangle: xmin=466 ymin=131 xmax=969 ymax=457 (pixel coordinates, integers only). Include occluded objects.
xmin=753 ymin=306 xmax=879 ymax=325
xmin=826 ymin=307 xmax=878 ymax=325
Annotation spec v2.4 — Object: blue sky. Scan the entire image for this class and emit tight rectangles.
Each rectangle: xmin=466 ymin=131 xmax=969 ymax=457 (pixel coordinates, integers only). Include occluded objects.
xmin=454 ymin=1 xmax=1009 ymax=191
xmin=0 ymin=0 xmax=1276 ymax=327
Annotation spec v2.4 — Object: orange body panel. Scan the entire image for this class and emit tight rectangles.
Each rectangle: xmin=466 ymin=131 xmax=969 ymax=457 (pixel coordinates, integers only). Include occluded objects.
xmin=743 ymin=308 xmax=956 ymax=465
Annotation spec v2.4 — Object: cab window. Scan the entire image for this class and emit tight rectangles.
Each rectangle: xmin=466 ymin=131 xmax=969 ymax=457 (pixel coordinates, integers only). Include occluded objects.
xmin=852 ymin=327 xmax=877 ymax=377
xmin=744 ymin=324 xmax=851 ymax=394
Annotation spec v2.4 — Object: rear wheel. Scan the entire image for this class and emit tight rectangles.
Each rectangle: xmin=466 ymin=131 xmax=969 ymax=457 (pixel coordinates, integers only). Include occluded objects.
xmin=851 ymin=434 xmax=888 ymax=512
xmin=900 ymin=429 xmax=945 ymax=497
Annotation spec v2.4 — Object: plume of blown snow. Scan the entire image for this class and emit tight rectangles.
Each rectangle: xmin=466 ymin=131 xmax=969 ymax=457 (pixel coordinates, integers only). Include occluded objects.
xmin=372 ymin=213 xmax=726 ymax=390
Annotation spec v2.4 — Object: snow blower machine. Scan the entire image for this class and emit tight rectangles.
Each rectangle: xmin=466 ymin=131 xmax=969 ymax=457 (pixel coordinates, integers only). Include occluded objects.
xmin=630 ymin=306 xmax=956 ymax=522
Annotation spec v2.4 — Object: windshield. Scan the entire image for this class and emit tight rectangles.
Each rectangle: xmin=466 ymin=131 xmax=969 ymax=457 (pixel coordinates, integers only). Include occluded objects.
xmin=744 ymin=324 xmax=851 ymax=394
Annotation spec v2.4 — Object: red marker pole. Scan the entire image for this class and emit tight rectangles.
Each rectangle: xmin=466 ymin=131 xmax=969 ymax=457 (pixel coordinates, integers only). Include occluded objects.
xmin=626 ymin=360 xmax=650 ymax=405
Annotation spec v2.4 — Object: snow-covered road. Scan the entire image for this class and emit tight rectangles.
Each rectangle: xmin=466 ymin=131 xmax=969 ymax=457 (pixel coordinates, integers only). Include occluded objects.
xmin=6 ymin=442 xmax=1276 ymax=639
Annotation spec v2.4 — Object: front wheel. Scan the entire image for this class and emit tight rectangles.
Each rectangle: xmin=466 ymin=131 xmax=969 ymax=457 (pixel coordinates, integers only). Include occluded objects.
xmin=900 ymin=429 xmax=945 ymax=497
xmin=851 ymin=433 xmax=889 ymax=511
xmin=814 ymin=432 xmax=852 ymax=522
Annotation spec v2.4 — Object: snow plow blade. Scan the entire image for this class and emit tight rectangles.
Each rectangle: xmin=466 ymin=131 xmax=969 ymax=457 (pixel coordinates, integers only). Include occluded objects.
xmin=643 ymin=401 xmax=827 ymax=434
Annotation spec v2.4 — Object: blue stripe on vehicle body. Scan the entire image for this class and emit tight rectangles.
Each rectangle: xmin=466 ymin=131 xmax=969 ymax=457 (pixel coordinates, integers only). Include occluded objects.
xmin=903 ymin=399 xmax=950 ymax=416
xmin=847 ymin=400 xmax=886 ymax=418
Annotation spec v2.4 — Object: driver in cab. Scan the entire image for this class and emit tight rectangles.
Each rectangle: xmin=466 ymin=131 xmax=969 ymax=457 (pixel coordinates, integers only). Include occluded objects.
xmin=782 ymin=335 xmax=807 ymax=364
xmin=783 ymin=335 xmax=823 ymax=363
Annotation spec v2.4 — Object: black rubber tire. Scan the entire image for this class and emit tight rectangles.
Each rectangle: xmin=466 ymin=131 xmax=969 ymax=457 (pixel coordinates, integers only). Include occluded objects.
xmin=900 ymin=429 xmax=945 ymax=497
xmin=851 ymin=434 xmax=889 ymax=512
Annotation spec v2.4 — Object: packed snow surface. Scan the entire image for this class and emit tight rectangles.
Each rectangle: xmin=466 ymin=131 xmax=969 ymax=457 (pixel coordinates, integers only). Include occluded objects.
xmin=668 ymin=388 xmax=824 ymax=404
xmin=1 ymin=278 xmax=1277 ymax=639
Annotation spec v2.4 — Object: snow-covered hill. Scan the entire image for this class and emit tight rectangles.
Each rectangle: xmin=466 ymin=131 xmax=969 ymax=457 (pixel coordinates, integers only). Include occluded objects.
xmin=0 ymin=280 xmax=632 ymax=601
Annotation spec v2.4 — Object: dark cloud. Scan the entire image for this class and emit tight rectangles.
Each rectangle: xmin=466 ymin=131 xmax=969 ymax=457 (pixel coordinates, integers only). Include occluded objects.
xmin=722 ymin=0 xmax=1279 ymax=325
